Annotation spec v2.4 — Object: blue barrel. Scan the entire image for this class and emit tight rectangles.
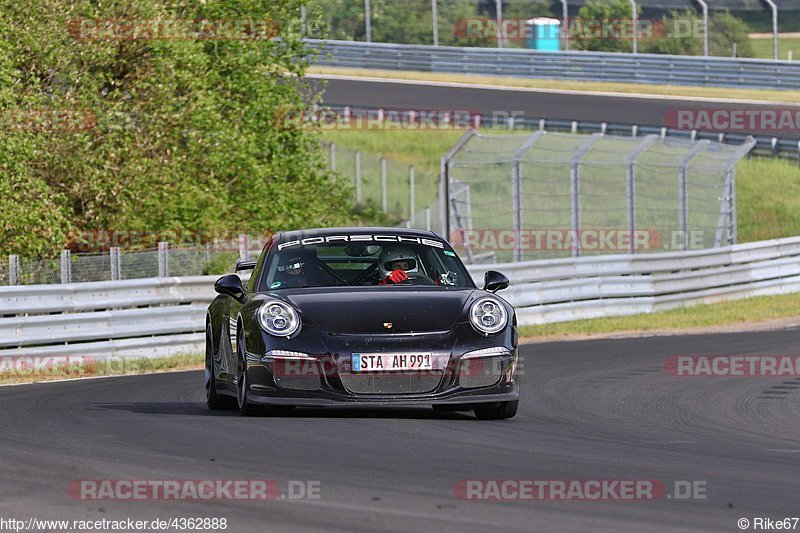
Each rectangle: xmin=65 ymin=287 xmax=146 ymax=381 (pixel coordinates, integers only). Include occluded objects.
xmin=525 ymin=18 xmax=561 ymax=51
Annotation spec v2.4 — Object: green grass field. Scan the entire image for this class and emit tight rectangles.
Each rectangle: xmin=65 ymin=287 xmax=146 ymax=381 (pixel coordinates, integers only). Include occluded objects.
xmin=750 ymin=36 xmax=800 ymax=60
xmin=322 ymin=130 xmax=465 ymax=221
xmin=737 ymin=157 xmax=800 ymax=242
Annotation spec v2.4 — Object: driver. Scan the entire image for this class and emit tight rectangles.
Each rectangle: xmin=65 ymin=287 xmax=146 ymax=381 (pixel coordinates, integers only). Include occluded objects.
xmin=378 ymin=247 xmax=420 ymax=285
xmin=276 ymin=255 xmax=312 ymax=288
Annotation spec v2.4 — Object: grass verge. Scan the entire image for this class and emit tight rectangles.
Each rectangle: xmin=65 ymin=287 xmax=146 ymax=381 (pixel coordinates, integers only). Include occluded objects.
xmin=0 ymin=353 xmax=203 ymax=385
xmin=519 ymin=292 xmax=800 ymax=341
xmin=737 ymin=157 xmax=800 ymax=243
xmin=322 ymin=129 xmax=464 ymax=219
xmin=750 ymin=36 xmax=800 ymax=60
xmin=309 ymin=65 xmax=800 ymax=103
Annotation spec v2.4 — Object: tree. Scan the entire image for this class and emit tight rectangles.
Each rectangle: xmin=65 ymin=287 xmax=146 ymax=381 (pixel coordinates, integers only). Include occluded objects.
xmin=710 ymin=11 xmax=754 ymax=58
xmin=645 ymin=10 xmax=703 ymax=56
xmin=645 ymin=9 xmax=754 ymax=57
xmin=316 ymin=0 xmax=368 ymax=41
xmin=0 ymin=0 xmax=354 ymax=257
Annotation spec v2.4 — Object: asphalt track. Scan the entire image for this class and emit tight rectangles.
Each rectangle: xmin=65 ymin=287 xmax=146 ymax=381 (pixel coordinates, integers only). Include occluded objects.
xmin=1 ymin=328 xmax=799 ymax=532
xmin=315 ymin=76 xmax=800 ymax=139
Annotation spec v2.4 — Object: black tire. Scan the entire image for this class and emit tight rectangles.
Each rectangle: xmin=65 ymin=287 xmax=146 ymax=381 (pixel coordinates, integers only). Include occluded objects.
xmin=236 ymin=329 xmax=261 ymax=417
xmin=474 ymin=400 xmax=518 ymax=420
xmin=206 ymin=326 xmax=235 ymax=410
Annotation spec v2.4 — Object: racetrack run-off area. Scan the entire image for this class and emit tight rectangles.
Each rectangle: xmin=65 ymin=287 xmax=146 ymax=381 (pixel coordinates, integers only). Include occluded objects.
xmin=1 ymin=328 xmax=798 ymax=533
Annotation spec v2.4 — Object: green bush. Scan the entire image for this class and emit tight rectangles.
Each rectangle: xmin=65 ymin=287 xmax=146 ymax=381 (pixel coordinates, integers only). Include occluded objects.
xmin=644 ymin=9 xmax=753 ymax=57
xmin=645 ymin=10 xmax=703 ymax=56
xmin=570 ymin=0 xmax=637 ymax=53
xmin=710 ymin=11 xmax=754 ymax=58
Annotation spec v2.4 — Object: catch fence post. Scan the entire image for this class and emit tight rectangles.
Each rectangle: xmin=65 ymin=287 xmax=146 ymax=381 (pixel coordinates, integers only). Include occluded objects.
xmin=60 ymin=250 xmax=72 ymax=284
xmin=158 ymin=242 xmax=169 ymax=277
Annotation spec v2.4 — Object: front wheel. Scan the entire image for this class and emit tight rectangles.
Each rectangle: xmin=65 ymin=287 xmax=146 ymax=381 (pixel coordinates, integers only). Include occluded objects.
xmin=236 ymin=330 xmax=260 ymax=417
xmin=474 ymin=400 xmax=518 ymax=420
xmin=206 ymin=326 xmax=234 ymax=410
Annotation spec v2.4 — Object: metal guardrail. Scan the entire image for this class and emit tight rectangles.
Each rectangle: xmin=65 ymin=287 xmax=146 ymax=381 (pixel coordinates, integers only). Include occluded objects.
xmin=0 ymin=277 xmax=214 ymax=358
xmin=471 ymin=236 xmax=800 ymax=324
xmin=3 ymin=235 xmax=800 ymax=357
xmin=310 ymin=39 xmax=800 ymax=90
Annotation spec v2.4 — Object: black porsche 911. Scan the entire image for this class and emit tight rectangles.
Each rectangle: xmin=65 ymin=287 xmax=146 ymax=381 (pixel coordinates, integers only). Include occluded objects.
xmin=205 ymin=227 xmax=519 ymax=419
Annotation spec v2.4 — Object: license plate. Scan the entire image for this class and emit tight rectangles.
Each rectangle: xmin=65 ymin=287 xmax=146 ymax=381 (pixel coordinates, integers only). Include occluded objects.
xmin=351 ymin=353 xmax=433 ymax=372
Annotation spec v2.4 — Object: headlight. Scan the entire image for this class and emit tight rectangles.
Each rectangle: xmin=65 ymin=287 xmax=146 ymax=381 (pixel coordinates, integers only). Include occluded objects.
xmin=469 ymin=297 xmax=508 ymax=336
xmin=257 ymin=300 xmax=301 ymax=337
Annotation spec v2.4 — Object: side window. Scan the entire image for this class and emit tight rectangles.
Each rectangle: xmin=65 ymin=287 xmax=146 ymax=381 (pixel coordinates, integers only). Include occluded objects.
xmin=246 ymin=238 xmax=271 ymax=292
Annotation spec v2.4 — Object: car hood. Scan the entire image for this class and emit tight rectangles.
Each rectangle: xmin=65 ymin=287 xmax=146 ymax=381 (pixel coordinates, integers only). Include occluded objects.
xmin=273 ymin=287 xmax=476 ymax=334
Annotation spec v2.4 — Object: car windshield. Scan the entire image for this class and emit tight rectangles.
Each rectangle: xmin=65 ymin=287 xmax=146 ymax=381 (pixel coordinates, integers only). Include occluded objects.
xmin=259 ymin=237 xmax=474 ymax=290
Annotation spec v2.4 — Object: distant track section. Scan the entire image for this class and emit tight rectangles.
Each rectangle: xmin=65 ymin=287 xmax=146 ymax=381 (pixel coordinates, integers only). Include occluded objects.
xmin=311 ymin=75 xmax=800 ymax=154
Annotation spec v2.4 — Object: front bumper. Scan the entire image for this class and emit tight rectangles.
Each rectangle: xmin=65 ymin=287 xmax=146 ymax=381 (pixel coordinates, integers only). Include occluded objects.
xmin=241 ymin=323 xmax=519 ymax=407
xmin=245 ymin=388 xmax=519 ymax=407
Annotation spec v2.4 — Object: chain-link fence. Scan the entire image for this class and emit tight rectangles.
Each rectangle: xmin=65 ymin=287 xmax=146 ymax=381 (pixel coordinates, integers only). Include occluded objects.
xmin=322 ymin=141 xmax=440 ymax=226
xmin=3 ymin=131 xmax=756 ymax=282
xmin=443 ymin=131 xmax=755 ymax=263
xmin=119 ymin=250 xmax=160 ymax=281
xmin=3 ymin=241 xmax=263 ymax=286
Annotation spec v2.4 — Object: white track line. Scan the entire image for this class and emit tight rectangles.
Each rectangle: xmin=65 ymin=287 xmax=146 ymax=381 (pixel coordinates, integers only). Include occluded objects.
xmin=764 ymin=449 xmax=800 ymax=453
xmin=308 ymin=73 xmax=800 ymax=106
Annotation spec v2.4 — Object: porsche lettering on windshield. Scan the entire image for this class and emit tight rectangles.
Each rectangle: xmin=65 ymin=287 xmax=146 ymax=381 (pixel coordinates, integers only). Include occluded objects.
xmin=277 ymin=235 xmax=445 ymax=251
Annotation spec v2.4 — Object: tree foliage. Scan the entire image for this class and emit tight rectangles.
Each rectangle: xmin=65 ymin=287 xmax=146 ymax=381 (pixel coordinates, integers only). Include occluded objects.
xmin=645 ymin=9 xmax=754 ymax=57
xmin=570 ymin=0 xmax=638 ymax=53
xmin=709 ymin=11 xmax=754 ymax=58
xmin=317 ymin=0 xmax=554 ymax=46
xmin=645 ymin=10 xmax=704 ymax=56
xmin=0 ymin=0 xmax=354 ymax=257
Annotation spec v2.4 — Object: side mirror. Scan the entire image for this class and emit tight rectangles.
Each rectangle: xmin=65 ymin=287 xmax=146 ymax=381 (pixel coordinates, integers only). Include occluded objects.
xmin=214 ymin=274 xmax=245 ymax=301
xmin=483 ymin=270 xmax=509 ymax=293
xmin=236 ymin=260 xmax=256 ymax=272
